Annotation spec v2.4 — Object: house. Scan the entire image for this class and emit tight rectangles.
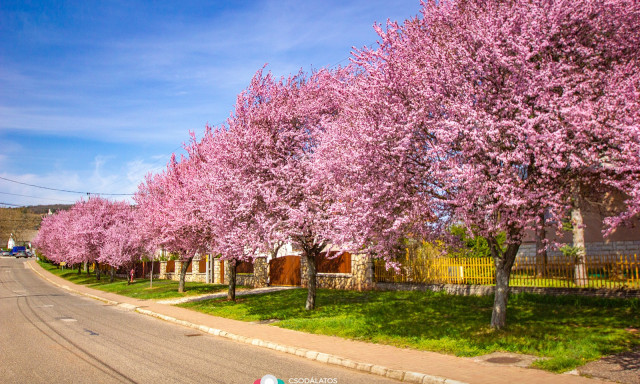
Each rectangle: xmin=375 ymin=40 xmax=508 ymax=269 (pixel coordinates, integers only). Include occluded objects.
xmin=518 ymin=194 xmax=640 ymax=259
xmin=155 ymin=244 xmax=375 ymax=291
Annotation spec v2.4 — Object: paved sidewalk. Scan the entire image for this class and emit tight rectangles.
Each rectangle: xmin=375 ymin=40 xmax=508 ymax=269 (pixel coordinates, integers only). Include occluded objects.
xmin=156 ymin=286 xmax=297 ymax=304
xmin=27 ymin=260 xmax=609 ymax=384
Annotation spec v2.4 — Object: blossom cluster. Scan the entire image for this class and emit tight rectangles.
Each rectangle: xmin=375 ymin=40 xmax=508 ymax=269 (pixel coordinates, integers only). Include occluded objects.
xmin=34 ymin=197 xmax=143 ymax=269
xmin=35 ymin=0 xmax=639 ymax=282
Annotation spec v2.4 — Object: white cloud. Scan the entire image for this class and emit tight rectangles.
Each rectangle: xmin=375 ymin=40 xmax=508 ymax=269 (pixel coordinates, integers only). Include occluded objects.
xmin=0 ymin=171 xmax=84 ymax=206
xmin=125 ymin=158 xmax=162 ymax=191
xmin=0 ymin=0 xmax=421 ymax=207
xmin=0 ymin=153 xmax=175 ymax=206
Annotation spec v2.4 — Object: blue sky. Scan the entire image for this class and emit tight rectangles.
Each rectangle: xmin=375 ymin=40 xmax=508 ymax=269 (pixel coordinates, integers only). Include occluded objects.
xmin=0 ymin=0 xmax=420 ymax=206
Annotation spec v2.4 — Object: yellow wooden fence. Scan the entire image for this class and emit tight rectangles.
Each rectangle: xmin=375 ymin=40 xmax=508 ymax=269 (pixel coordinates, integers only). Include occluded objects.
xmin=374 ymin=254 xmax=640 ymax=289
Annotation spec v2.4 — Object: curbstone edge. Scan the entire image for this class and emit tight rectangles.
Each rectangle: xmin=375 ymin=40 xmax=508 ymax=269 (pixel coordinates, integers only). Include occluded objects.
xmin=28 ymin=261 xmax=469 ymax=384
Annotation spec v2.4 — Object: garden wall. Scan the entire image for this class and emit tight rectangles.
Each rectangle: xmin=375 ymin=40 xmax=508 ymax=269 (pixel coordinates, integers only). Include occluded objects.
xmin=226 ymin=258 xmax=268 ymax=288
xmin=158 ymin=258 xmax=207 ymax=283
xmin=155 ymin=252 xmax=639 ymax=297
xmin=300 ymin=252 xmax=374 ymax=291
xmin=374 ymin=282 xmax=640 ymax=298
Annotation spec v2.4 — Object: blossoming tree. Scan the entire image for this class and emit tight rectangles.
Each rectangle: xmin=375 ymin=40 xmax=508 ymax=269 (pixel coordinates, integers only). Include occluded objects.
xmin=33 ymin=209 xmax=73 ymax=265
xmin=135 ymin=153 xmax=210 ymax=293
xmin=34 ymin=197 xmax=144 ymax=282
xmin=99 ymin=202 xmax=144 ymax=282
xmin=176 ymin=127 xmax=263 ymax=301
xmin=318 ymin=0 xmax=640 ymax=328
xmin=215 ymin=68 xmax=341 ymax=310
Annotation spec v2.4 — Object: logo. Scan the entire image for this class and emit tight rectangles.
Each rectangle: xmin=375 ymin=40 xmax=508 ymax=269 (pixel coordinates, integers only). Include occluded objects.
xmin=253 ymin=374 xmax=285 ymax=384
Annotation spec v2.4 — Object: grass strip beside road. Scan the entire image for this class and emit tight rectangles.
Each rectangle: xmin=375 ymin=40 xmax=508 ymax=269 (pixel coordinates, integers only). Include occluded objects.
xmin=179 ymin=288 xmax=640 ymax=373
xmin=38 ymin=261 xmax=231 ymax=300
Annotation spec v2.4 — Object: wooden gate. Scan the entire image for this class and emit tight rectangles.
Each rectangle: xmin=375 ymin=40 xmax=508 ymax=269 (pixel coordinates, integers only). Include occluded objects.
xmin=269 ymin=255 xmax=301 ymax=286
xmin=166 ymin=260 xmax=175 ymax=273
xmin=142 ymin=261 xmax=161 ymax=277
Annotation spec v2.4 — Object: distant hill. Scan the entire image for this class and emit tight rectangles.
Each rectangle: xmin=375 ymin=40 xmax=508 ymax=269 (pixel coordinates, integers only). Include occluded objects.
xmin=23 ymin=204 xmax=73 ymax=215
xmin=1 ymin=204 xmax=72 ymax=247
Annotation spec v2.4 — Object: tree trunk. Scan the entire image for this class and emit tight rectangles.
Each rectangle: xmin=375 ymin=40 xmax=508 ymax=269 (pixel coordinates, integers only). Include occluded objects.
xmin=227 ymin=260 xmax=237 ymax=301
xmin=535 ymin=213 xmax=548 ymax=278
xmin=84 ymin=261 xmax=89 ymax=275
xmin=110 ymin=266 xmax=115 ymax=283
xmin=77 ymin=263 xmax=82 ymax=274
xmin=571 ymin=201 xmax=588 ymax=287
xmin=490 ymin=240 xmax=519 ymax=330
xmin=95 ymin=263 xmax=101 ymax=281
xmin=178 ymin=257 xmax=193 ymax=293
xmin=305 ymin=252 xmax=317 ymax=311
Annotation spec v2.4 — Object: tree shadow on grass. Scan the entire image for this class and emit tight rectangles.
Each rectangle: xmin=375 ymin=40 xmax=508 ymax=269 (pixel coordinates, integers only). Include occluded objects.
xmin=185 ymin=288 xmax=640 ymax=370
xmin=39 ymin=262 xmax=232 ymax=299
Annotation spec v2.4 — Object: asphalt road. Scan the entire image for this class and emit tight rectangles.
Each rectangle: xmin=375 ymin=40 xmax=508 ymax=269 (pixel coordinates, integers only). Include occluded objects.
xmin=0 ymin=257 xmax=398 ymax=384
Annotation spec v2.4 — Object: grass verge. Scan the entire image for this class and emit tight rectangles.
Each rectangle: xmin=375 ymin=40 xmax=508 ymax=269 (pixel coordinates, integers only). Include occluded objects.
xmin=38 ymin=260 xmax=232 ymax=300
xmin=179 ymin=288 xmax=640 ymax=373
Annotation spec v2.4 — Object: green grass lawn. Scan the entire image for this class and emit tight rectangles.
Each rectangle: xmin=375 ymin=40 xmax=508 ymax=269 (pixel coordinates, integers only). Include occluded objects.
xmin=179 ymin=288 xmax=640 ymax=373
xmin=38 ymin=261 xmax=232 ymax=300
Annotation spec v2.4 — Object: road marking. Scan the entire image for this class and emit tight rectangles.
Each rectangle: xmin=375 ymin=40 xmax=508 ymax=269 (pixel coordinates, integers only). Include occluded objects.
xmin=59 ymin=317 xmax=77 ymax=322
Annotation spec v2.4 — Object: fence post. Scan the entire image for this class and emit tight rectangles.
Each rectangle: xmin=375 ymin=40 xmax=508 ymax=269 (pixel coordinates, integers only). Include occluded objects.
xmin=205 ymin=254 xmax=210 ymax=284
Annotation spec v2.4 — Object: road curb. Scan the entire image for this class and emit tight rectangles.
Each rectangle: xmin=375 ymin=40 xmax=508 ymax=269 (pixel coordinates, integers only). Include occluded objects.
xmin=134 ymin=306 xmax=459 ymax=384
xmin=27 ymin=261 xmax=120 ymax=306
xmin=27 ymin=261 xmax=466 ymax=384
xmin=135 ymin=305 xmax=459 ymax=384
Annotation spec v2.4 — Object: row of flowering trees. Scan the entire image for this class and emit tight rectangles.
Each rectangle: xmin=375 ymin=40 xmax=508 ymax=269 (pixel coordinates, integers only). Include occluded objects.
xmin=35 ymin=0 xmax=639 ymax=329
xmin=34 ymin=197 xmax=143 ymax=282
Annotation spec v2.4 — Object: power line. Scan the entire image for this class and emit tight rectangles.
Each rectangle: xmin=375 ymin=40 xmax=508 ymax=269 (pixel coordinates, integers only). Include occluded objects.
xmin=0 ymin=45 xmax=374 ymax=203
xmin=0 ymin=144 xmax=186 ymax=201
xmin=0 ymin=202 xmax=22 ymax=207
xmin=0 ymin=191 xmax=76 ymax=203
xmin=0 ymin=176 xmax=133 ymax=196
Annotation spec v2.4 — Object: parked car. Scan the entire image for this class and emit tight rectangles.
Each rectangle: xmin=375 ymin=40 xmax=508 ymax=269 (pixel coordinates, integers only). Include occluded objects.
xmin=14 ymin=250 xmax=27 ymax=258
xmin=25 ymin=250 xmax=34 ymax=258
xmin=11 ymin=246 xmax=27 ymax=257
xmin=1 ymin=250 xmax=10 ymax=256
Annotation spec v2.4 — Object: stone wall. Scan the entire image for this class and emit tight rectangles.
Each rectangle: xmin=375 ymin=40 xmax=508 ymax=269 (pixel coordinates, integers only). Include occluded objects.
xmin=516 ymin=243 xmax=537 ymax=258
xmin=151 ymin=254 xmax=640 ymax=297
xmin=225 ymin=258 xmax=269 ymax=288
xmin=374 ymin=282 xmax=640 ymax=298
xmin=158 ymin=260 xmax=176 ymax=282
xmin=189 ymin=256 xmax=207 ymax=283
xmin=353 ymin=253 xmax=375 ymax=291
xmin=155 ymin=253 xmax=376 ymax=291
xmin=159 ymin=259 xmax=167 ymax=276
xmin=158 ymin=259 xmax=207 ymax=283
xmin=300 ymin=253 xmax=374 ymax=291
xmin=254 ymin=257 xmax=268 ymax=287
xmin=316 ymin=273 xmax=355 ymax=290
xmin=213 ymin=258 xmax=221 ymax=284
xmin=235 ymin=273 xmax=252 ymax=287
